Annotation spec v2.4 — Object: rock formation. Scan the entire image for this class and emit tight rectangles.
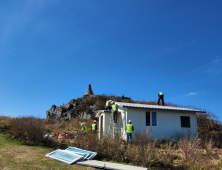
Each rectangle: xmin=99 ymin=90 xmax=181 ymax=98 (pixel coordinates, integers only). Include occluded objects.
xmin=46 ymin=99 xmax=79 ymax=121
xmin=83 ymin=84 xmax=94 ymax=98
xmin=46 ymin=84 xmax=98 ymax=121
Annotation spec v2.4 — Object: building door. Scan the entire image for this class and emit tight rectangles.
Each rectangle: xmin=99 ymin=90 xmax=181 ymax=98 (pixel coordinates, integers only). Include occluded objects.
xmin=100 ymin=115 xmax=103 ymax=138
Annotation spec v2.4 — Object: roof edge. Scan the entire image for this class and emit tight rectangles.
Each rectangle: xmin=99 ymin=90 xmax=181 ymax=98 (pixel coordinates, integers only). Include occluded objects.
xmin=120 ymin=105 xmax=206 ymax=113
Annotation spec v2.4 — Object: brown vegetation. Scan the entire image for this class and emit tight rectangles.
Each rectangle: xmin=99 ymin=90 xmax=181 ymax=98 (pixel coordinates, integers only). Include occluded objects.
xmin=1 ymin=95 xmax=222 ymax=169
xmin=1 ymin=115 xmax=222 ymax=169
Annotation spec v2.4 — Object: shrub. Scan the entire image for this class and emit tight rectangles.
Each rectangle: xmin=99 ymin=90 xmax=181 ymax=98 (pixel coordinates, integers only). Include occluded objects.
xmin=8 ymin=117 xmax=44 ymax=143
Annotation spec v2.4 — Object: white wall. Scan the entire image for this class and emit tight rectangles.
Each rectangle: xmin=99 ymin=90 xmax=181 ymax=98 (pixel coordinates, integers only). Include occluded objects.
xmin=99 ymin=108 xmax=127 ymax=139
xmin=126 ymin=108 xmax=198 ymax=140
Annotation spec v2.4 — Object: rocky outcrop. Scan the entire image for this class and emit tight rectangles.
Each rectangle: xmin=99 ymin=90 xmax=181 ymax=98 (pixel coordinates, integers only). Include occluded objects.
xmin=83 ymin=84 xmax=94 ymax=98
xmin=46 ymin=99 xmax=79 ymax=121
xmin=46 ymin=98 xmax=97 ymax=121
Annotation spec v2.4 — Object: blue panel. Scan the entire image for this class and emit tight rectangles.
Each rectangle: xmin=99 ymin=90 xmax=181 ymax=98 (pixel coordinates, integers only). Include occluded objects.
xmin=45 ymin=149 xmax=83 ymax=164
xmin=66 ymin=147 xmax=97 ymax=160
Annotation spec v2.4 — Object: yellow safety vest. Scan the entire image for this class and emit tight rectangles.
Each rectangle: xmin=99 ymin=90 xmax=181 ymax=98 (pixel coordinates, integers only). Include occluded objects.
xmin=92 ymin=124 xmax=96 ymax=130
xmin=112 ymin=104 xmax=117 ymax=111
xmin=159 ymin=92 xmax=163 ymax=95
xmin=127 ymin=124 xmax=133 ymax=133
xmin=106 ymin=101 xmax=110 ymax=106
xmin=82 ymin=125 xmax=87 ymax=133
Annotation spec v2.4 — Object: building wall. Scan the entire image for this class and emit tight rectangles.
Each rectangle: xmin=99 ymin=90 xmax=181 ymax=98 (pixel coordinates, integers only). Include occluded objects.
xmin=99 ymin=108 xmax=127 ymax=139
xmin=126 ymin=108 xmax=198 ymax=139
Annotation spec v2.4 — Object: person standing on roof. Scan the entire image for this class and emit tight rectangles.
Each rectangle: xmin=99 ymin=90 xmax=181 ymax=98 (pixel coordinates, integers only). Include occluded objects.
xmin=112 ymin=101 xmax=118 ymax=123
xmin=81 ymin=123 xmax=87 ymax=134
xmin=91 ymin=120 xmax=98 ymax=133
xmin=105 ymin=100 xmax=112 ymax=111
xmin=158 ymin=92 xmax=164 ymax=106
xmin=126 ymin=120 xmax=134 ymax=145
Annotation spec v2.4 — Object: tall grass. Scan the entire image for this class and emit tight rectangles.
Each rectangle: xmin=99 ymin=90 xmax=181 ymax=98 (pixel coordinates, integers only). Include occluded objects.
xmin=5 ymin=116 xmax=222 ymax=169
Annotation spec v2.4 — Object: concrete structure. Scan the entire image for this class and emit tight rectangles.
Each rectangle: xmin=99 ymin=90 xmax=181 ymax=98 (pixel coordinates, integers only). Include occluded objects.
xmin=96 ymin=102 xmax=205 ymax=140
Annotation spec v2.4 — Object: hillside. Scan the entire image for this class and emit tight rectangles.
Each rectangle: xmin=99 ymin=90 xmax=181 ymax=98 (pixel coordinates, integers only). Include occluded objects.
xmin=1 ymin=95 xmax=222 ymax=169
xmin=45 ymin=94 xmax=222 ymax=147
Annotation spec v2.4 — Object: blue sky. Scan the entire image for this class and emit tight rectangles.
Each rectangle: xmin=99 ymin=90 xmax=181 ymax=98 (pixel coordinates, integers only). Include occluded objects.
xmin=0 ymin=0 xmax=222 ymax=120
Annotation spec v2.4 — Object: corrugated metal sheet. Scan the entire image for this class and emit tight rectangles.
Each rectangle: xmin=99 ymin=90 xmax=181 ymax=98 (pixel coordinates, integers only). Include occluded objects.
xmin=77 ymin=160 xmax=148 ymax=170
xmin=116 ymin=102 xmax=205 ymax=113
xmin=45 ymin=149 xmax=84 ymax=164
xmin=66 ymin=147 xmax=97 ymax=160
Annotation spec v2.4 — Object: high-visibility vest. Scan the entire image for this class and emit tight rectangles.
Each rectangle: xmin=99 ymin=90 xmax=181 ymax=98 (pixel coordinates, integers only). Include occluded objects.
xmin=126 ymin=124 xmax=133 ymax=133
xmin=82 ymin=125 xmax=87 ymax=133
xmin=92 ymin=124 xmax=96 ymax=130
xmin=112 ymin=104 xmax=117 ymax=111
xmin=106 ymin=101 xmax=110 ymax=106
xmin=159 ymin=92 xmax=163 ymax=95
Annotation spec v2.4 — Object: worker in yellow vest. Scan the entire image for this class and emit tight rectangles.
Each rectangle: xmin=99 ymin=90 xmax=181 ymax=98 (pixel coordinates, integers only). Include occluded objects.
xmin=112 ymin=101 xmax=118 ymax=123
xmin=126 ymin=120 xmax=134 ymax=145
xmin=81 ymin=123 xmax=87 ymax=134
xmin=158 ymin=92 xmax=164 ymax=106
xmin=105 ymin=100 xmax=112 ymax=111
xmin=91 ymin=120 xmax=98 ymax=133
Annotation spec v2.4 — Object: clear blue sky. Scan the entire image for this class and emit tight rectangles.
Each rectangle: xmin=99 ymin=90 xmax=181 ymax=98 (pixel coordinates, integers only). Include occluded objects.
xmin=0 ymin=0 xmax=222 ymax=120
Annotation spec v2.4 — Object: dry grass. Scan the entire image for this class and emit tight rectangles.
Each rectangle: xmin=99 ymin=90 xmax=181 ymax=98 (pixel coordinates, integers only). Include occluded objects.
xmin=3 ymin=116 xmax=222 ymax=169
xmin=0 ymin=135 xmax=96 ymax=170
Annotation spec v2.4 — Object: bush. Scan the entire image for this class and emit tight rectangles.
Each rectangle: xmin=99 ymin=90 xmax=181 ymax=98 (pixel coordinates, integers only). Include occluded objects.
xmin=0 ymin=116 xmax=12 ymax=134
xmin=8 ymin=117 xmax=44 ymax=143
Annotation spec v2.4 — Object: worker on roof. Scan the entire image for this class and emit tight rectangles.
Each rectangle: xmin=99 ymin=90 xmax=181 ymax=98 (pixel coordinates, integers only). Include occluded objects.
xmin=105 ymin=100 xmax=112 ymax=111
xmin=81 ymin=123 xmax=87 ymax=134
xmin=126 ymin=120 xmax=134 ymax=145
xmin=158 ymin=92 xmax=164 ymax=106
xmin=91 ymin=120 xmax=98 ymax=133
xmin=112 ymin=101 xmax=118 ymax=123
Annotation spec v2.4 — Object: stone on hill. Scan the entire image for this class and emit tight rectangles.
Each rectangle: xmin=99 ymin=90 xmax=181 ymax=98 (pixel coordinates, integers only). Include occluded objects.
xmin=83 ymin=84 xmax=94 ymax=98
xmin=46 ymin=100 xmax=79 ymax=121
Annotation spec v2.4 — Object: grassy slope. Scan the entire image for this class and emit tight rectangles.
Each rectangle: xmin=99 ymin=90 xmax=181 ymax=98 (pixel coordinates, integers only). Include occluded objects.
xmin=0 ymin=135 xmax=96 ymax=170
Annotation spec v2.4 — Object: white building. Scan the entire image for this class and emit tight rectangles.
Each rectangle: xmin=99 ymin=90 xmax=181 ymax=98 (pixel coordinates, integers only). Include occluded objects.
xmin=96 ymin=102 xmax=205 ymax=140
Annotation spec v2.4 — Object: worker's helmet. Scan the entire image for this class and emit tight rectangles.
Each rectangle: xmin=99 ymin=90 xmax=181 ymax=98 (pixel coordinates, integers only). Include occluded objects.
xmin=93 ymin=120 xmax=97 ymax=123
xmin=128 ymin=120 xmax=132 ymax=123
xmin=81 ymin=123 xmax=84 ymax=126
xmin=112 ymin=101 xmax=115 ymax=104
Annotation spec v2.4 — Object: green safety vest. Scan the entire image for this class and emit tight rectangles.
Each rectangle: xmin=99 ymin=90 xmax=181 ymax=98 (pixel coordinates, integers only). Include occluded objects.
xmin=82 ymin=125 xmax=87 ymax=133
xmin=112 ymin=104 xmax=117 ymax=111
xmin=159 ymin=92 xmax=163 ymax=95
xmin=106 ymin=101 xmax=110 ymax=106
xmin=126 ymin=124 xmax=133 ymax=133
xmin=92 ymin=124 xmax=96 ymax=130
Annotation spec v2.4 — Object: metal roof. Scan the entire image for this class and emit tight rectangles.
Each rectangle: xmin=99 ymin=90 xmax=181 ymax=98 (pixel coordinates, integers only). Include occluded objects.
xmin=116 ymin=102 xmax=205 ymax=113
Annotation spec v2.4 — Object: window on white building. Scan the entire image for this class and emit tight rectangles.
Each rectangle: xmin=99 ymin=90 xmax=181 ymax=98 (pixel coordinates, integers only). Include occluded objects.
xmin=146 ymin=112 xmax=150 ymax=126
xmin=180 ymin=116 xmax=191 ymax=128
xmin=146 ymin=112 xmax=157 ymax=126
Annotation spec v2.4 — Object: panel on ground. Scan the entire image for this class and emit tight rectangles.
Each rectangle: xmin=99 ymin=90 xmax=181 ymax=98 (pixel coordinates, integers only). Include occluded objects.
xmin=66 ymin=147 xmax=97 ymax=160
xmin=77 ymin=160 xmax=148 ymax=170
xmin=45 ymin=149 xmax=84 ymax=164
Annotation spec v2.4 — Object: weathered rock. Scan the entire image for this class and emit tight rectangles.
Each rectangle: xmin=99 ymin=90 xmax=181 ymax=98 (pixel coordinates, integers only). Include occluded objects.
xmin=90 ymin=105 xmax=97 ymax=115
xmin=82 ymin=112 xmax=91 ymax=119
xmin=46 ymin=84 xmax=96 ymax=121
xmin=46 ymin=106 xmax=62 ymax=120
xmin=83 ymin=84 xmax=94 ymax=98
xmin=46 ymin=99 xmax=80 ymax=121
xmin=61 ymin=99 xmax=76 ymax=110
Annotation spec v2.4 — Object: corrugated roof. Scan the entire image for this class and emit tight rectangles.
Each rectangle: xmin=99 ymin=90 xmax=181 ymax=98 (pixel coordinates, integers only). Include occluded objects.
xmin=116 ymin=102 xmax=205 ymax=113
